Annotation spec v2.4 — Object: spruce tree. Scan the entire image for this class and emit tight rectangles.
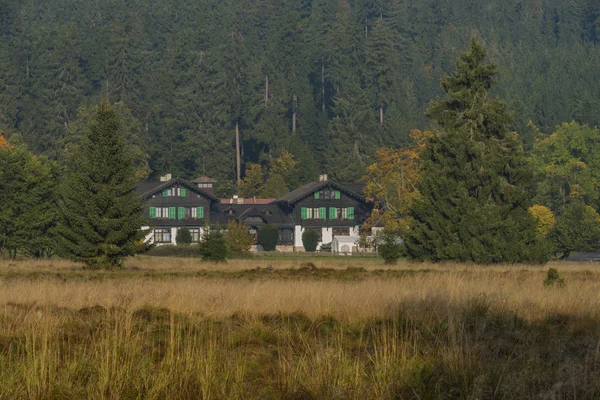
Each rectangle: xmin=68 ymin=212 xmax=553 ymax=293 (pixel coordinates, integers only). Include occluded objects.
xmin=56 ymin=100 xmax=148 ymax=269
xmin=405 ymin=38 xmax=546 ymax=264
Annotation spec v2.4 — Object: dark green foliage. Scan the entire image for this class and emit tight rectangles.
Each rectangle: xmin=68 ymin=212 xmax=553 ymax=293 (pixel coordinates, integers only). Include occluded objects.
xmin=198 ymin=229 xmax=228 ymax=262
xmin=4 ymin=1 xmax=600 ymax=183
xmin=543 ymin=268 xmax=565 ymax=288
xmin=56 ymin=101 xmax=149 ymax=269
xmin=176 ymin=228 xmax=192 ymax=246
xmin=406 ymin=39 xmax=547 ymax=264
xmin=145 ymin=245 xmax=199 ymax=258
xmin=302 ymin=230 xmax=319 ymax=252
xmin=258 ymin=225 xmax=278 ymax=252
xmin=377 ymin=230 xmax=403 ymax=265
xmin=549 ymin=201 xmax=600 ymax=259
xmin=0 ymin=143 xmax=59 ymax=259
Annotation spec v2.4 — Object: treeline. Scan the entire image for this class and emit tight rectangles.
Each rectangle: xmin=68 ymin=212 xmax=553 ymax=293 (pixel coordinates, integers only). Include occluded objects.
xmin=1 ymin=0 xmax=600 ymax=187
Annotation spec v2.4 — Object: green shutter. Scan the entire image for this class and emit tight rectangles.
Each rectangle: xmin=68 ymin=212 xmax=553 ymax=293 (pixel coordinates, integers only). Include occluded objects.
xmin=335 ymin=191 xmax=341 ymax=199
xmin=181 ymin=188 xmax=187 ymax=197
xmin=348 ymin=207 xmax=354 ymax=219
xmin=169 ymin=207 xmax=176 ymax=219
xmin=178 ymin=207 xmax=185 ymax=220
xmin=319 ymin=207 xmax=326 ymax=219
xmin=314 ymin=192 xmax=319 ymax=199
xmin=198 ymin=207 xmax=204 ymax=219
xmin=329 ymin=207 xmax=336 ymax=219
xmin=162 ymin=189 xmax=169 ymax=197
xmin=149 ymin=207 xmax=156 ymax=218
xmin=301 ymin=207 xmax=307 ymax=220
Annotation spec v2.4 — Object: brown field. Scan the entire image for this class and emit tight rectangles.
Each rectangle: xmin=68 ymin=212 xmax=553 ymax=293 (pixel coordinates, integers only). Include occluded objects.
xmin=1 ymin=256 xmax=600 ymax=399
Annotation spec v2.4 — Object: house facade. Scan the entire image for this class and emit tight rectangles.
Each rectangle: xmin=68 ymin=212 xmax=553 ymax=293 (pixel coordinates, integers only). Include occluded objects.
xmin=137 ymin=175 xmax=372 ymax=251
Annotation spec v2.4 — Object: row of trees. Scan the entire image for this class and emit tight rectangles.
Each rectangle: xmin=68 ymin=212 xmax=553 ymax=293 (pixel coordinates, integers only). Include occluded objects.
xmin=365 ymin=39 xmax=600 ymax=263
xmin=2 ymin=0 xmax=600 ymax=189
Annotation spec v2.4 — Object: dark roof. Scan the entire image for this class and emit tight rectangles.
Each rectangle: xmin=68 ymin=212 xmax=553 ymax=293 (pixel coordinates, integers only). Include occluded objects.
xmin=276 ymin=180 xmax=367 ymax=205
xmin=565 ymin=252 xmax=600 ymax=262
xmin=136 ymin=181 xmax=163 ymax=195
xmin=136 ymin=178 xmax=220 ymax=202
xmin=340 ymin=183 xmax=366 ymax=196
xmin=213 ymin=203 xmax=294 ymax=227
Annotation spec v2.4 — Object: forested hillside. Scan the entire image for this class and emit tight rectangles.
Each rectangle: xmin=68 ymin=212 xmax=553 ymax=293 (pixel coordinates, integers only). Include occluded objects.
xmin=1 ymin=0 xmax=600 ymax=185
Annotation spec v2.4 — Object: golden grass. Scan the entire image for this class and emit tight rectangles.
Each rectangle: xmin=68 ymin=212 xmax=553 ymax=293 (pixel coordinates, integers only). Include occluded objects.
xmin=1 ymin=261 xmax=600 ymax=322
xmin=1 ymin=258 xmax=600 ymax=398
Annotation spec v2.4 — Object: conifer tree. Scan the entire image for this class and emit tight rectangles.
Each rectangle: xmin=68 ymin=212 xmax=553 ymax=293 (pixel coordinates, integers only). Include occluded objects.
xmin=405 ymin=38 xmax=546 ymax=264
xmin=56 ymin=100 xmax=148 ymax=269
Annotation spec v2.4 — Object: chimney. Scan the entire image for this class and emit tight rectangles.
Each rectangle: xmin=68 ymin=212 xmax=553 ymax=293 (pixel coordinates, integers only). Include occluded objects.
xmin=159 ymin=173 xmax=173 ymax=182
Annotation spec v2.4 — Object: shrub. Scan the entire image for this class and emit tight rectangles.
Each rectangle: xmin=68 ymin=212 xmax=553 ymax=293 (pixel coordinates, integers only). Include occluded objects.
xmin=198 ymin=229 xmax=228 ymax=262
xmin=146 ymin=245 xmax=199 ymax=258
xmin=544 ymin=268 xmax=565 ymax=288
xmin=226 ymin=220 xmax=254 ymax=258
xmin=176 ymin=228 xmax=192 ymax=246
xmin=377 ymin=230 xmax=403 ymax=264
xmin=302 ymin=230 xmax=319 ymax=252
xmin=258 ymin=224 xmax=278 ymax=252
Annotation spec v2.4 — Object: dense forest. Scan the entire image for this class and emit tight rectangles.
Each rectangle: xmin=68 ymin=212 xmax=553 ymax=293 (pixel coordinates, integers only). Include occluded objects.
xmin=1 ymin=0 xmax=600 ymax=186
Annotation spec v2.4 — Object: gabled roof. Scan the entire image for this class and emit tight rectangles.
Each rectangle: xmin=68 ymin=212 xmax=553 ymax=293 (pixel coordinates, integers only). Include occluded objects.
xmin=276 ymin=180 xmax=367 ymax=205
xmin=136 ymin=178 xmax=220 ymax=202
xmin=213 ymin=203 xmax=294 ymax=226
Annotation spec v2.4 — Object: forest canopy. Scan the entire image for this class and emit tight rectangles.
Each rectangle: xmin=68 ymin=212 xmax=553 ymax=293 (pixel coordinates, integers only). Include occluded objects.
xmin=1 ymin=0 xmax=600 ymax=186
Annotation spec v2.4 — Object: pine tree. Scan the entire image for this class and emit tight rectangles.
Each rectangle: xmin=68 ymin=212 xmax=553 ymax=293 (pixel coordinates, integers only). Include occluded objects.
xmin=56 ymin=100 xmax=148 ymax=269
xmin=405 ymin=38 xmax=546 ymax=264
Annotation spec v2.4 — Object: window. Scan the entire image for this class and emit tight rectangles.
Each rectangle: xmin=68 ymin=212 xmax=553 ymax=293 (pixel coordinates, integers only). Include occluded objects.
xmin=153 ymin=207 xmax=172 ymax=219
xmin=162 ymin=187 xmax=187 ymax=196
xmin=301 ymin=207 xmax=326 ymax=219
xmin=314 ymin=190 xmax=340 ymax=200
xmin=189 ymin=228 xmax=200 ymax=243
xmin=333 ymin=228 xmax=350 ymax=237
xmin=328 ymin=207 xmax=355 ymax=220
xmin=198 ymin=183 xmax=213 ymax=188
xmin=154 ymin=229 xmax=171 ymax=243
xmin=279 ymin=229 xmax=294 ymax=243
xmin=177 ymin=207 xmax=204 ymax=220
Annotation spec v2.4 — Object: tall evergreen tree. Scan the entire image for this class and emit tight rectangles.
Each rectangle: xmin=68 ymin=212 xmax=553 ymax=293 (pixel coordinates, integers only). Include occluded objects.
xmin=56 ymin=100 xmax=148 ymax=269
xmin=405 ymin=38 xmax=546 ymax=264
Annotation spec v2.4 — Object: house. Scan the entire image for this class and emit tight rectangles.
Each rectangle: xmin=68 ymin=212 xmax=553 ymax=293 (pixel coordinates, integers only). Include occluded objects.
xmin=136 ymin=174 xmax=372 ymax=251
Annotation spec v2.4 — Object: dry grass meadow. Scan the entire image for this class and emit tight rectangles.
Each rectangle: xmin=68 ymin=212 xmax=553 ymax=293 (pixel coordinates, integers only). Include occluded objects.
xmin=2 ymin=255 xmax=600 ymax=399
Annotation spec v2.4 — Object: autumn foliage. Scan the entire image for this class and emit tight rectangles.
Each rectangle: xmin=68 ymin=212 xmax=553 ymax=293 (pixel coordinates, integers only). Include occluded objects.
xmin=363 ymin=129 xmax=431 ymax=232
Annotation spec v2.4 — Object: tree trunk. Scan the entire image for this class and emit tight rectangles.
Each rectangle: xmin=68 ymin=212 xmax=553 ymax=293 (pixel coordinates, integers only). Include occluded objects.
xmin=321 ymin=64 xmax=325 ymax=112
xmin=235 ymin=120 xmax=241 ymax=184
xmin=292 ymin=112 xmax=296 ymax=134
xmin=380 ymin=105 xmax=384 ymax=126
xmin=265 ymin=75 xmax=269 ymax=106
xmin=292 ymin=94 xmax=297 ymax=134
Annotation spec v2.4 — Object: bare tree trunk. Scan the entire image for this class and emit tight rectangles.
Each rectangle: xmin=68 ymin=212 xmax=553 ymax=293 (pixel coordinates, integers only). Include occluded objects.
xmin=321 ymin=64 xmax=325 ymax=112
xmin=379 ymin=105 xmax=384 ymax=126
xmin=265 ymin=75 xmax=269 ymax=106
xmin=235 ymin=120 xmax=241 ymax=184
xmin=292 ymin=94 xmax=297 ymax=134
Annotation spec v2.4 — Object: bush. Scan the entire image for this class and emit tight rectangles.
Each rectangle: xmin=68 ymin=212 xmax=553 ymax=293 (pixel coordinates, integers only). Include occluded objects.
xmin=198 ymin=229 xmax=228 ymax=262
xmin=377 ymin=230 xmax=403 ymax=264
xmin=302 ymin=230 xmax=319 ymax=252
xmin=176 ymin=228 xmax=192 ymax=246
xmin=146 ymin=245 xmax=199 ymax=258
xmin=544 ymin=268 xmax=565 ymax=288
xmin=258 ymin=224 xmax=278 ymax=252
xmin=226 ymin=220 xmax=254 ymax=258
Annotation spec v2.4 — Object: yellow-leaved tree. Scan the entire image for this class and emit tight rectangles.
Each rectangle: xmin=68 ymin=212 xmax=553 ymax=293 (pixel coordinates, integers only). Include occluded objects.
xmin=362 ymin=130 xmax=432 ymax=233
xmin=528 ymin=205 xmax=556 ymax=237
